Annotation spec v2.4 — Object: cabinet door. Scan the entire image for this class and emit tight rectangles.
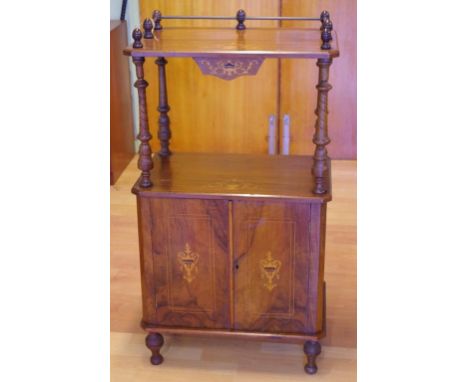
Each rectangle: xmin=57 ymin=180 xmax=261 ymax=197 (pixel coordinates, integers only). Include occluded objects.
xmin=233 ymin=201 xmax=320 ymax=334
xmin=143 ymin=198 xmax=230 ymax=329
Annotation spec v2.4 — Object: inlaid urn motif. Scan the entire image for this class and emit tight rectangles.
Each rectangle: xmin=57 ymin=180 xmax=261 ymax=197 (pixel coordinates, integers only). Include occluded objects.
xmin=177 ymin=243 xmax=200 ymax=283
xmin=260 ymin=251 xmax=282 ymax=291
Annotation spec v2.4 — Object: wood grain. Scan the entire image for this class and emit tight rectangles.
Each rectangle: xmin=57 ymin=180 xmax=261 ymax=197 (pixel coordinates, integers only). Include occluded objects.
xmin=141 ymin=198 xmax=230 ymax=329
xmin=139 ymin=0 xmax=280 ymax=154
xmin=232 ymin=201 xmax=318 ymax=334
xmin=280 ymin=0 xmax=356 ymax=159
xmin=131 ymin=152 xmax=331 ymax=202
xmin=136 ymin=197 xmax=157 ymax=323
xmin=142 ymin=325 xmax=321 ymax=343
xmin=110 ymin=20 xmax=135 ymax=184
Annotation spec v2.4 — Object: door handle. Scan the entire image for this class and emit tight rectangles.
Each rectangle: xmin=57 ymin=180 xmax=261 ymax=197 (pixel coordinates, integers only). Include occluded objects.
xmin=282 ymin=114 xmax=290 ymax=155
xmin=267 ymin=114 xmax=277 ymax=155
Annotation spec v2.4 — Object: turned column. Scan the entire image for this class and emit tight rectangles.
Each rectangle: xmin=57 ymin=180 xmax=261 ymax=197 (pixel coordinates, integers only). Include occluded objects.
xmin=145 ymin=333 xmax=164 ymax=365
xmin=155 ymin=57 xmax=172 ymax=157
xmin=304 ymin=340 xmax=322 ymax=374
xmin=312 ymin=58 xmax=332 ymax=194
xmin=132 ymin=55 xmax=153 ymax=188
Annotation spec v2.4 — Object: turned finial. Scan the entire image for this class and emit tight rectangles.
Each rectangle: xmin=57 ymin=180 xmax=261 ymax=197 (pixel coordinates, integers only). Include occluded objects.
xmin=320 ymin=10 xmax=333 ymax=41
xmin=153 ymin=10 xmax=163 ymax=30
xmin=132 ymin=28 xmax=143 ymax=48
xmin=236 ymin=9 xmax=246 ymax=30
xmin=320 ymin=10 xmax=330 ymax=23
xmin=320 ymin=11 xmax=333 ymax=50
xmin=321 ymin=22 xmax=332 ymax=49
xmin=143 ymin=18 xmax=154 ymax=39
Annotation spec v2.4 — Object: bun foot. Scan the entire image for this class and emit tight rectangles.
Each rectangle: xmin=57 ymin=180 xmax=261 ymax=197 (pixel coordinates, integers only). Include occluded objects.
xmin=303 ymin=340 xmax=321 ymax=375
xmin=145 ymin=333 xmax=164 ymax=365
xmin=304 ymin=364 xmax=318 ymax=375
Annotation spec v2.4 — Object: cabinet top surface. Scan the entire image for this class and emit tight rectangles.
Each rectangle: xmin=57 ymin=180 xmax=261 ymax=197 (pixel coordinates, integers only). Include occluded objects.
xmin=132 ymin=152 xmax=331 ymax=202
xmin=124 ymin=28 xmax=339 ymax=59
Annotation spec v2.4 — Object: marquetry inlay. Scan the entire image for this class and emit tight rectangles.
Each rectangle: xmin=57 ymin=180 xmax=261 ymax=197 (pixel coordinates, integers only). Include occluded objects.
xmin=193 ymin=57 xmax=265 ymax=80
xmin=177 ymin=243 xmax=200 ymax=283
xmin=260 ymin=251 xmax=282 ymax=292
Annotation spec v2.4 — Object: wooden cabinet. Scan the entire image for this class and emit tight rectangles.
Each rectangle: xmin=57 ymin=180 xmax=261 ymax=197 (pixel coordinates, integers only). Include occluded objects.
xmin=138 ymin=195 xmax=325 ymax=335
xmin=133 ymin=153 xmax=329 ymax=373
xmin=124 ymin=8 xmax=339 ymax=374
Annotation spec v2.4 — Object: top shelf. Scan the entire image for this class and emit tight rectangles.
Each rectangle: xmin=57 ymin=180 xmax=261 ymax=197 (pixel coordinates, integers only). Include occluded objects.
xmin=123 ymin=27 xmax=339 ymax=59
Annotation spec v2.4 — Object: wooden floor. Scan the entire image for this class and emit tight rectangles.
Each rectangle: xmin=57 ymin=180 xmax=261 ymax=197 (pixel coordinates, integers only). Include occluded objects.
xmin=111 ymin=156 xmax=356 ymax=381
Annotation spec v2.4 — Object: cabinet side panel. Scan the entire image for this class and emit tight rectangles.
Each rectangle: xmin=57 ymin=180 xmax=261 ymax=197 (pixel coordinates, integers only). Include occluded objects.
xmin=136 ymin=196 xmax=157 ymax=323
xmin=233 ymin=201 xmax=315 ymax=334
xmin=308 ymin=203 xmax=326 ymax=332
xmin=148 ymin=198 xmax=230 ymax=329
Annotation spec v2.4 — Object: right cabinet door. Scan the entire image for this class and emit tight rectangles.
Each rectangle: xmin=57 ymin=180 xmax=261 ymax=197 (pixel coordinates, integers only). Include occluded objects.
xmin=232 ymin=200 xmax=323 ymax=334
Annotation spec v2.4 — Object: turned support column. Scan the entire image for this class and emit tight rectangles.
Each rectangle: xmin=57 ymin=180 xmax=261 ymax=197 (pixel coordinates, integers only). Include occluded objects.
xmin=312 ymin=58 xmax=332 ymax=194
xmin=145 ymin=332 xmax=164 ymax=365
xmin=155 ymin=57 xmax=172 ymax=157
xmin=132 ymin=56 xmax=153 ymax=188
xmin=303 ymin=340 xmax=321 ymax=374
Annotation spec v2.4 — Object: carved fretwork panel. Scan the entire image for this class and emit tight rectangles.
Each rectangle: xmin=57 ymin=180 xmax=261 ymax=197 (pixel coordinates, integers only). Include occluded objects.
xmin=233 ymin=201 xmax=319 ymax=334
xmin=193 ymin=57 xmax=265 ymax=80
xmin=147 ymin=198 xmax=230 ymax=329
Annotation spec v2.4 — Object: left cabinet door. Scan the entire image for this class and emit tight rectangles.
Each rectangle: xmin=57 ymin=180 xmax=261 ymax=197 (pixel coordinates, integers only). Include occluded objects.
xmin=137 ymin=197 xmax=230 ymax=329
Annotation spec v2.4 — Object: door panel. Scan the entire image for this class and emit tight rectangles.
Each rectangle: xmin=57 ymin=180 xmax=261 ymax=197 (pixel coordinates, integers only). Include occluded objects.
xmin=232 ymin=201 xmax=317 ymax=334
xmin=139 ymin=0 xmax=281 ymax=154
xmin=280 ymin=0 xmax=356 ymax=159
xmin=149 ymin=198 xmax=230 ymax=329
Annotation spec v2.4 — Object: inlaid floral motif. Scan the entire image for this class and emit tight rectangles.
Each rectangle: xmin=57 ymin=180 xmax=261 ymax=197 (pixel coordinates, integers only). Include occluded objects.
xmin=193 ymin=57 xmax=265 ymax=80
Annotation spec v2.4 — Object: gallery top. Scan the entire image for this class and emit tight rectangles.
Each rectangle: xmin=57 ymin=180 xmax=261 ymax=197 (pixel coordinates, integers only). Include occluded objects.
xmin=123 ymin=9 xmax=339 ymax=59
xmin=123 ymin=27 xmax=339 ymax=59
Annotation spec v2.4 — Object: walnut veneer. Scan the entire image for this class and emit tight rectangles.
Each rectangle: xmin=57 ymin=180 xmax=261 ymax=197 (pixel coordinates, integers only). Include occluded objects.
xmin=123 ymin=9 xmax=339 ymax=375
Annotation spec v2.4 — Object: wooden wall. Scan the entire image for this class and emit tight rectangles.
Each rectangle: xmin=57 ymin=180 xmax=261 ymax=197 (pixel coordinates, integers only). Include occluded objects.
xmin=138 ymin=0 xmax=356 ymax=159
xmin=110 ymin=20 xmax=135 ymax=184
xmin=281 ymin=1 xmax=356 ymax=159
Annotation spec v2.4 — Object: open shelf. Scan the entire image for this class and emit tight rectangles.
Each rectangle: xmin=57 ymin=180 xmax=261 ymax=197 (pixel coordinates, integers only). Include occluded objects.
xmin=132 ymin=152 xmax=331 ymax=202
